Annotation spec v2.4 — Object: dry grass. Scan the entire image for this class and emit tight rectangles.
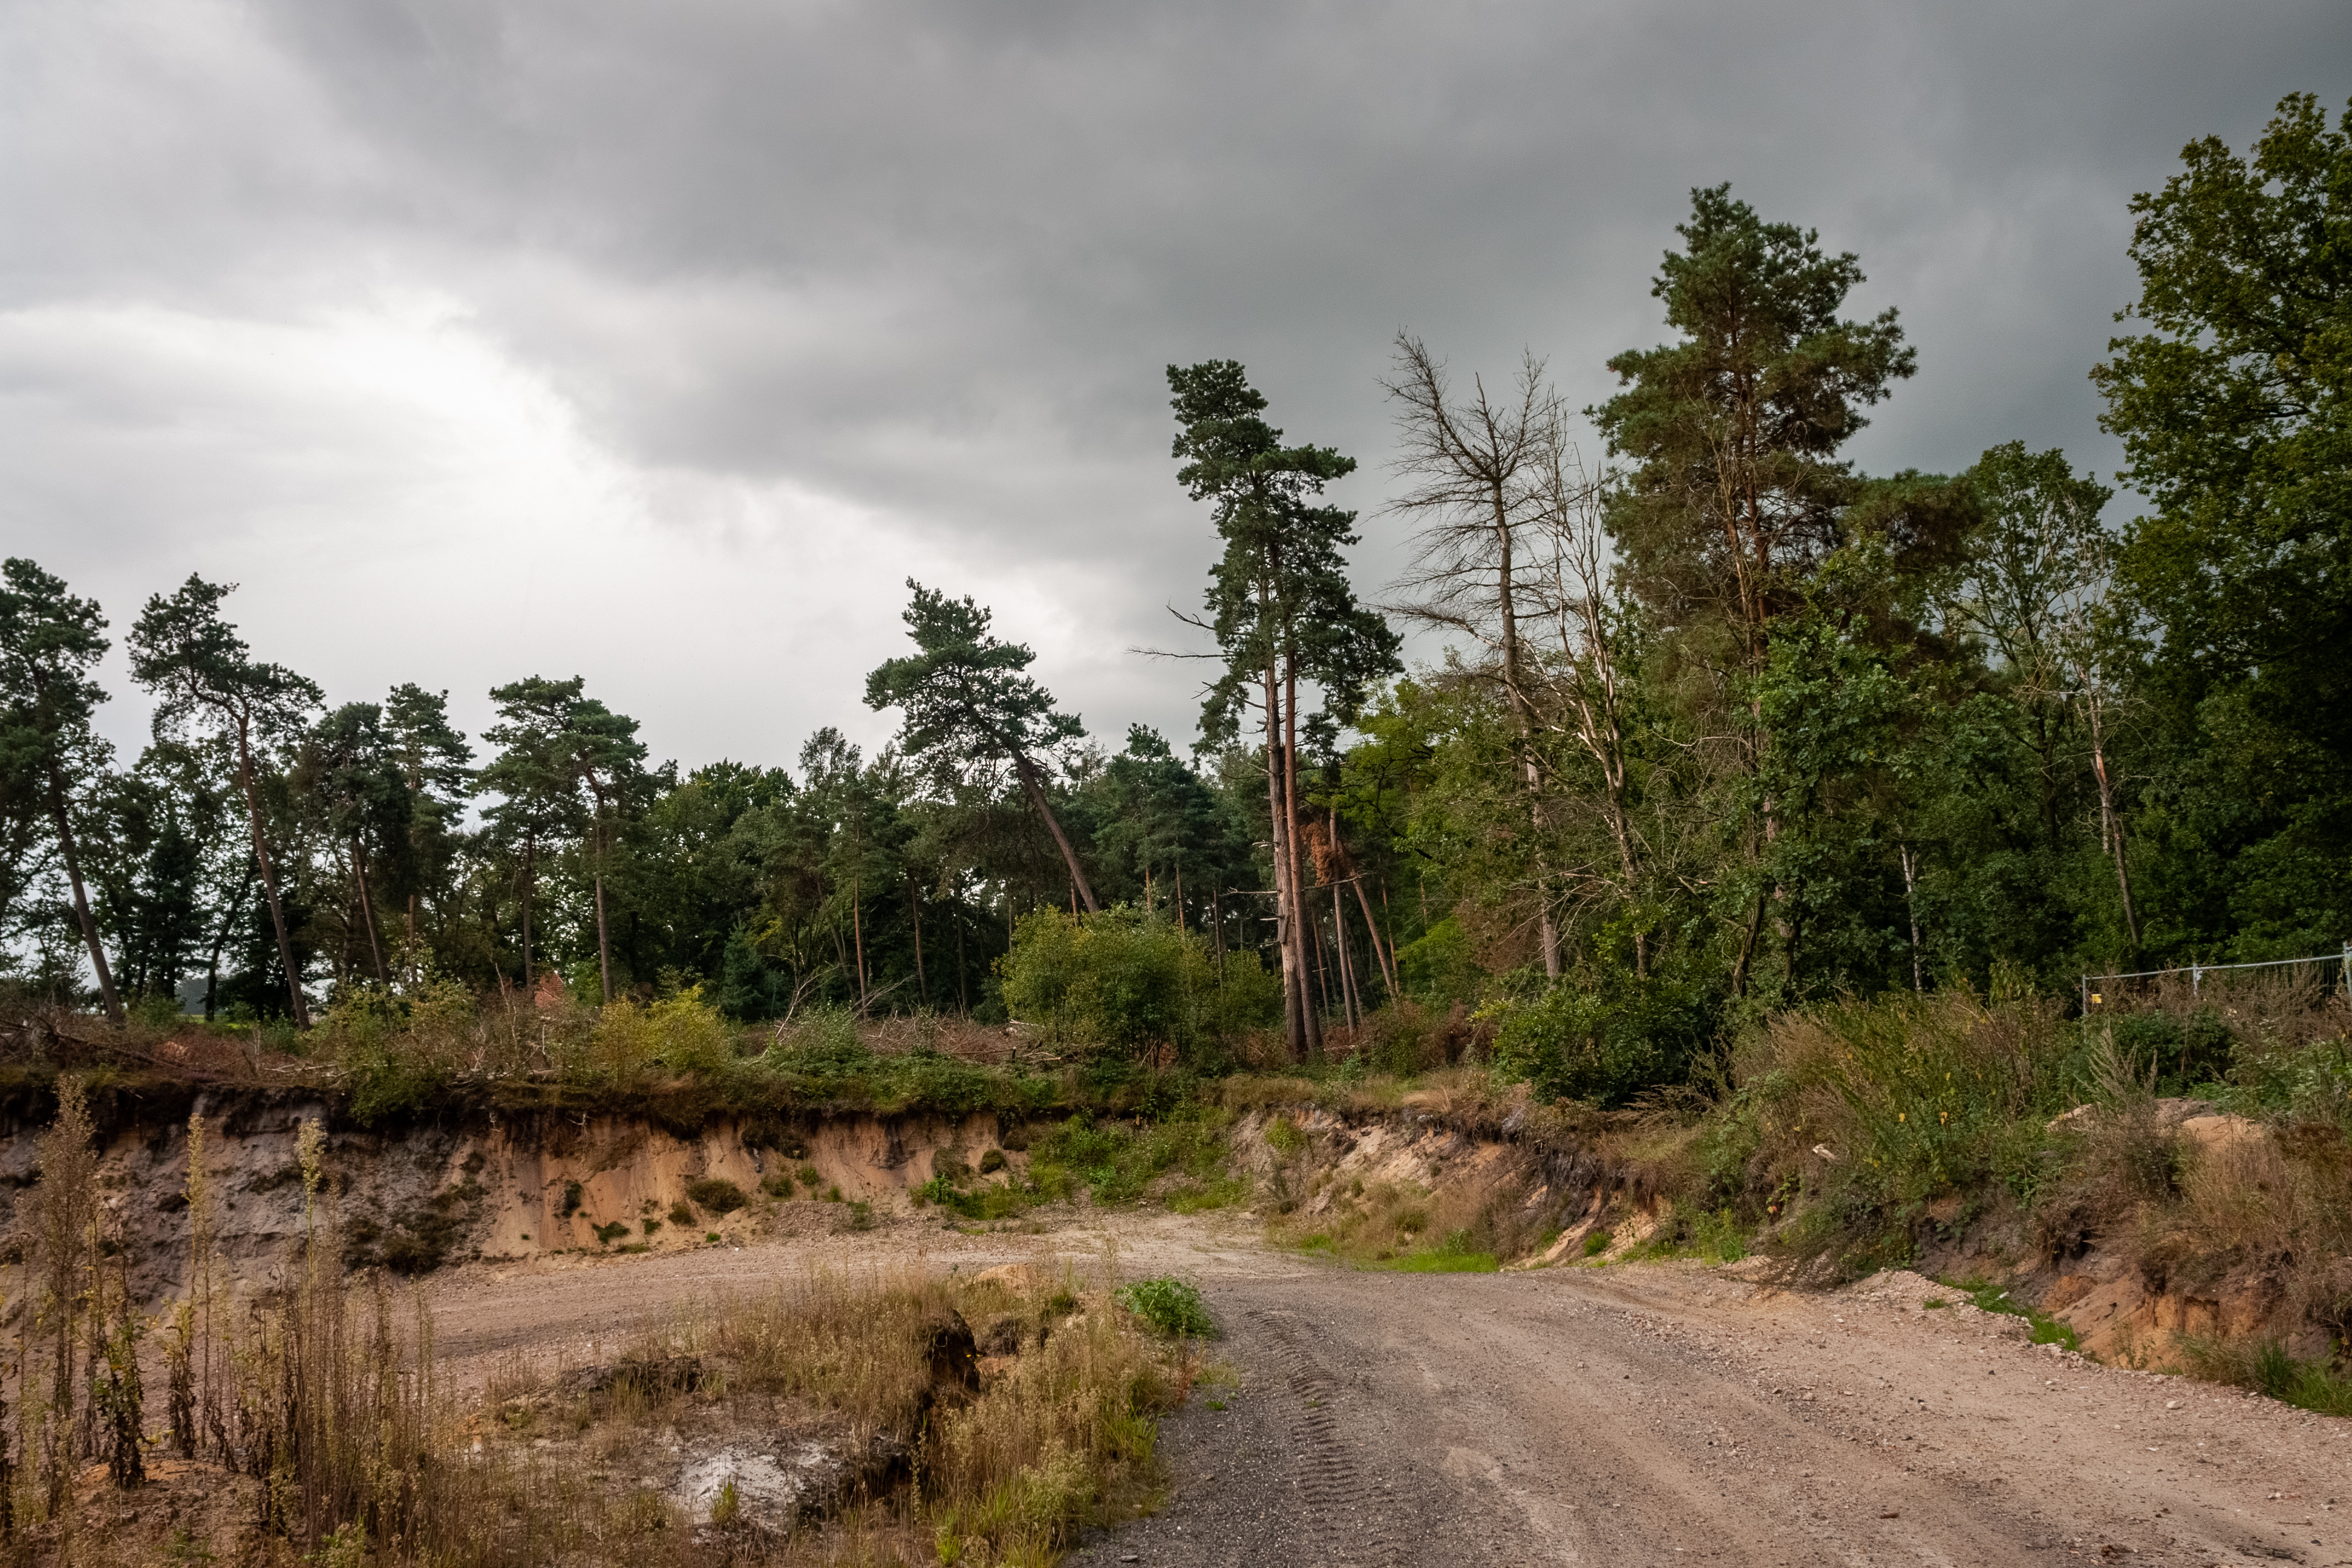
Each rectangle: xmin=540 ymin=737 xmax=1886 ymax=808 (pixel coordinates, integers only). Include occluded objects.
xmin=27 ymin=1258 xmax=1187 ymax=1568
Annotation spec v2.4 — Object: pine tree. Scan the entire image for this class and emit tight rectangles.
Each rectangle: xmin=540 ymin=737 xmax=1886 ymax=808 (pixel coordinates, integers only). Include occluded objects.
xmin=1168 ymin=361 xmax=1400 ymax=1059
xmin=128 ymin=577 xmax=323 ymax=1026
xmin=0 ymin=560 xmax=126 ymax=1023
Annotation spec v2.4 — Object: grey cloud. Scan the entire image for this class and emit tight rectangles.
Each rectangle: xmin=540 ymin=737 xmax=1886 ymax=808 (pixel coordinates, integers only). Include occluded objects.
xmin=4 ymin=0 xmax=2346 ymax=769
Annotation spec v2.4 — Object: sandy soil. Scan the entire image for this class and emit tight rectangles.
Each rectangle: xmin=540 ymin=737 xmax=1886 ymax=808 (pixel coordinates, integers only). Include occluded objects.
xmin=425 ymin=1209 xmax=2351 ymax=1566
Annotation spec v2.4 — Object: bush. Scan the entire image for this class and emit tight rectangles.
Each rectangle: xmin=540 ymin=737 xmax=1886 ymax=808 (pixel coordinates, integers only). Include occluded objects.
xmin=586 ymin=985 xmax=736 ymax=1077
xmin=1492 ymin=976 xmax=1708 ymax=1108
xmin=685 ymin=1177 xmax=748 ymax=1214
xmin=1730 ymin=990 xmax=2078 ymax=1273
xmin=1113 ymin=1277 xmax=1217 ymax=1338
xmin=999 ymin=907 xmax=1274 ymax=1059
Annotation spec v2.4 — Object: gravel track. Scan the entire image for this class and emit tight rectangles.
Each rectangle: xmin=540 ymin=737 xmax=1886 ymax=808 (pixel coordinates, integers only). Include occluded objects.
xmin=425 ymin=1212 xmax=2350 ymax=1566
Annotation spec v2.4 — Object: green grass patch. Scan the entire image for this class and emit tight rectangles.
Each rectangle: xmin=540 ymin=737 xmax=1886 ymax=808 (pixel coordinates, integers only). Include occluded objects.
xmin=2180 ymin=1336 xmax=2352 ymax=1416
xmin=1166 ymin=1175 xmax=1251 ymax=1214
xmin=1390 ymin=1248 xmax=1500 ymax=1273
xmin=1613 ymin=1208 xmax=1751 ymax=1266
xmin=1945 ymin=1278 xmax=2080 ymax=1351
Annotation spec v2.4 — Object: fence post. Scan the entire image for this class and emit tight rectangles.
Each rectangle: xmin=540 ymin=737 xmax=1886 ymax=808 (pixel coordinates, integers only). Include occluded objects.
xmin=2192 ymin=965 xmax=2201 ymax=999
xmin=2080 ymin=975 xmax=2088 ymax=1016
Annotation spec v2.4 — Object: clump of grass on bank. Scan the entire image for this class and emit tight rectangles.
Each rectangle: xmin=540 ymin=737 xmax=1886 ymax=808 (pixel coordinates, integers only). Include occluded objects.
xmin=914 ymin=1105 xmax=1240 ymax=1221
xmin=1941 ymin=1277 xmax=2081 ymax=1351
xmin=1699 ymin=988 xmax=2086 ymax=1276
xmin=2180 ymin=1335 xmax=2352 ymax=1417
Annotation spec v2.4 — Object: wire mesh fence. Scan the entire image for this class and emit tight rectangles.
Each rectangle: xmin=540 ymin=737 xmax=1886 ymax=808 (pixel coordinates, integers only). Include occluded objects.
xmin=2080 ymin=946 xmax=2352 ymax=1013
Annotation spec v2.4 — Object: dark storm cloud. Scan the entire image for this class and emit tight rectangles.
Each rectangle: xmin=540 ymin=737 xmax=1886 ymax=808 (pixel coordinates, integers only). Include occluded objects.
xmin=3 ymin=1 xmax=2345 ymax=768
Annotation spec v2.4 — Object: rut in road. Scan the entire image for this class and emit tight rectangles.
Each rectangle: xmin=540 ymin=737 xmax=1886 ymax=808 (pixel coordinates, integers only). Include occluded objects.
xmin=1257 ymin=1307 xmax=1404 ymax=1567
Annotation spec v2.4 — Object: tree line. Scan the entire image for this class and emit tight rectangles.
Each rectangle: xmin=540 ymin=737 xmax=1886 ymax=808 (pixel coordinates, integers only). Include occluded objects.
xmin=3 ymin=93 xmax=2345 ymax=1063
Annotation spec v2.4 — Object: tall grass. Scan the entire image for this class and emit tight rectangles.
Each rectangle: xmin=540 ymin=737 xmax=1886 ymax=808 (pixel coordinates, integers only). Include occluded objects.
xmin=1708 ymin=990 xmax=2080 ymax=1272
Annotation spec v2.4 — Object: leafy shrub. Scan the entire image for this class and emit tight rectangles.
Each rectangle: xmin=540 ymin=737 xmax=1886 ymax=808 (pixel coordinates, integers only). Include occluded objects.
xmin=1114 ymin=1277 xmax=1217 ymax=1338
xmin=999 ymin=907 xmax=1275 ymax=1059
xmin=1395 ymin=918 xmax=1478 ymax=1004
xmin=685 ymin=1177 xmax=748 ymax=1214
xmin=1493 ymin=976 xmax=1709 ymax=1108
xmin=587 ymin=986 xmax=734 ymax=1076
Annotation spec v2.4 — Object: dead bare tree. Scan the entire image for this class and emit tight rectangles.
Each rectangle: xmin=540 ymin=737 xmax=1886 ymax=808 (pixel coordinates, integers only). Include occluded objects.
xmin=1382 ymin=333 xmax=1564 ymax=977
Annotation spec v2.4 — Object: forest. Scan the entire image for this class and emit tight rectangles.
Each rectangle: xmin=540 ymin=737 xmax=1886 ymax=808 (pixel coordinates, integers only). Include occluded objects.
xmin=3 ymin=93 xmax=2347 ymax=1095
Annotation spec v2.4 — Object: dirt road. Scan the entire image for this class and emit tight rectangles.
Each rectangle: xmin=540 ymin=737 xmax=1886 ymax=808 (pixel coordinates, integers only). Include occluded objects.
xmin=427 ymin=1212 xmax=2349 ymax=1566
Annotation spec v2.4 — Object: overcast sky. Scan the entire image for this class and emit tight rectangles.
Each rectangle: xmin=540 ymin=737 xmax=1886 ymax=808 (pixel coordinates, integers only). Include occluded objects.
xmin=5 ymin=2 xmax=2346 ymax=778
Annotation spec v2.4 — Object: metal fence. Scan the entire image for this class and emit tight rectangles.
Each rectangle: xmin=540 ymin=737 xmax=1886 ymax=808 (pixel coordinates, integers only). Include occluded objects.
xmin=2079 ymin=946 xmax=2352 ymax=1013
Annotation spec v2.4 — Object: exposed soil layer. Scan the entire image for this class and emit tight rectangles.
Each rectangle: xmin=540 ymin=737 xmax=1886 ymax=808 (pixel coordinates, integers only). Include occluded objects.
xmin=420 ymin=1210 xmax=2351 ymax=1567
xmin=0 ymin=1093 xmax=1019 ymax=1308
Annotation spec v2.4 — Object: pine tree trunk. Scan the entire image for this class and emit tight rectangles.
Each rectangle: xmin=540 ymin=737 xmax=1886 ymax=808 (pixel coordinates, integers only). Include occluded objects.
xmin=2087 ymin=703 xmax=2140 ymax=959
xmin=852 ymin=873 xmax=867 ymax=1012
xmin=1011 ymin=752 xmax=1099 ymax=912
xmin=593 ymin=873 xmax=613 ymax=1004
xmin=1262 ymin=660 xmax=1306 ymax=1062
xmin=909 ymin=882 xmax=927 ymax=1005
xmin=352 ymin=842 xmax=388 ymax=984
xmin=520 ymin=832 xmax=536 ymax=988
xmin=1284 ymin=657 xmax=1322 ymax=1058
xmin=232 ymin=715 xmax=309 ymax=1027
xmin=46 ymin=774 xmax=123 ymax=1024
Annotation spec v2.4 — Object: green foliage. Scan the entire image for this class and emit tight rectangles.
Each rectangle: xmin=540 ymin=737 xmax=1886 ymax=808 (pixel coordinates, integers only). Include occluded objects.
xmin=1730 ymin=990 xmax=2083 ymax=1274
xmin=583 ymin=986 xmax=735 ymax=1077
xmin=1946 ymin=1278 xmax=2080 ymax=1351
xmin=1492 ymin=977 xmax=1710 ymax=1108
xmin=1396 ymin=918 xmax=1478 ymax=1005
xmin=1112 ymin=1277 xmax=1217 ymax=1339
xmin=2181 ymin=1337 xmax=2352 ymax=1417
xmin=1391 ymin=1238 xmax=1500 ymax=1273
xmin=999 ymin=907 xmax=1274 ymax=1059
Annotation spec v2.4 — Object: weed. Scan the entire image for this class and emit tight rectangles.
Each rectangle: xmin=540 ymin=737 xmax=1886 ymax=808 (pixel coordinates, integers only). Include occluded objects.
xmin=1114 ymin=1277 xmax=1218 ymax=1339
xmin=1391 ymin=1247 xmax=1500 ymax=1273
xmin=592 ymin=1221 xmax=630 ymax=1246
xmin=1583 ymin=1229 xmax=1613 ymax=1258
xmin=1167 ymin=1175 xmax=1251 ymax=1214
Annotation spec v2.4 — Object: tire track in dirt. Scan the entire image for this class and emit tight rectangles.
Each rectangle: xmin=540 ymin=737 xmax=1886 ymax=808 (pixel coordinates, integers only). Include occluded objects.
xmin=1255 ymin=1307 xmax=1402 ymax=1567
